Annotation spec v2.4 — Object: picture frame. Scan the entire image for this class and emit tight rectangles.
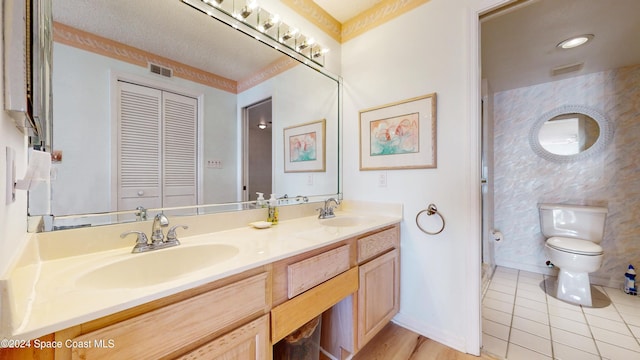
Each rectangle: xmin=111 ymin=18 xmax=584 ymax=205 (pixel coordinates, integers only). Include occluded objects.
xmin=359 ymin=93 xmax=437 ymax=170
xmin=284 ymin=119 xmax=326 ymax=173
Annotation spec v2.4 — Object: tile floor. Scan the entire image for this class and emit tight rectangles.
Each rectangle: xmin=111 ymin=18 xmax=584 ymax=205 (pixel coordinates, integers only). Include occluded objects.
xmin=482 ymin=266 xmax=640 ymax=360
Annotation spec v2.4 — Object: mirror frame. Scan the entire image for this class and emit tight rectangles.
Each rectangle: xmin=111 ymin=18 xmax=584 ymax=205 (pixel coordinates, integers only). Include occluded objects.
xmin=31 ymin=0 xmax=343 ymax=231
xmin=529 ymin=105 xmax=612 ymax=163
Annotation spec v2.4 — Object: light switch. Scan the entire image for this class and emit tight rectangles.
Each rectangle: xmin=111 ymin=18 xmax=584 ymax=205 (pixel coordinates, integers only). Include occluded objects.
xmin=206 ymin=159 xmax=223 ymax=169
xmin=378 ymin=172 xmax=387 ymax=187
xmin=6 ymin=147 xmax=16 ymax=204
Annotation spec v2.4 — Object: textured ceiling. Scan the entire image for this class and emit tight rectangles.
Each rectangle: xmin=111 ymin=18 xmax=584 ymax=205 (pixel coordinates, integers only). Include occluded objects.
xmin=482 ymin=0 xmax=640 ymax=92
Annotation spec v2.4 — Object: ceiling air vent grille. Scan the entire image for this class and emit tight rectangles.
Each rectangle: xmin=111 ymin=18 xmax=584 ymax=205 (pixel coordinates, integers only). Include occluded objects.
xmin=149 ymin=63 xmax=173 ymax=78
xmin=551 ymin=62 xmax=583 ymax=77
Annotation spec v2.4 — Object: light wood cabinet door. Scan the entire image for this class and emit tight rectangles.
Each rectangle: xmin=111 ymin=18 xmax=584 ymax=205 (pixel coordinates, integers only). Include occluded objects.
xmin=176 ymin=315 xmax=270 ymax=360
xmin=70 ymin=272 xmax=269 ymax=360
xmin=357 ymin=248 xmax=399 ymax=349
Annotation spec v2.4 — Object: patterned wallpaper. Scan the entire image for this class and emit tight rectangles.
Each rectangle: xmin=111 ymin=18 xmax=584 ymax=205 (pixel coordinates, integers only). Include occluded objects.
xmin=492 ymin=64 xmax=640 ymax=287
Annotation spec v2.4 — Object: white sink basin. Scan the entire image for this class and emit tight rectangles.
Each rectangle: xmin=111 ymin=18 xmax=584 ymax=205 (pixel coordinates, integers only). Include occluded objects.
xmin=76 ymin=244 xmax=239 ymax=289
xmin=319 ymin=216 xmax=370 ymax=227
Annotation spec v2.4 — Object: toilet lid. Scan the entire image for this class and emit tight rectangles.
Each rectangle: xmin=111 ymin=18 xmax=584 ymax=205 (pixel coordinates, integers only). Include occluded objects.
xmin=547 ymin=237 xmax=603 ymax=255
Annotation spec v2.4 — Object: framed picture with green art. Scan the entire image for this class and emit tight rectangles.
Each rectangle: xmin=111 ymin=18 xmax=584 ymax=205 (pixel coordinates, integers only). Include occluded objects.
xmin=359 ymin=93 xmax=437 ymax=170
xmin=283 ymin=119 xmax=326 ymax=173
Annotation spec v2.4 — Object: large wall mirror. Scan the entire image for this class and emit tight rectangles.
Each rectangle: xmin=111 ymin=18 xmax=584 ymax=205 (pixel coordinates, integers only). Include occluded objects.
xmin=529 ymin=105 xmax=612 ymax=163
xmin=29 ymin=0 xmax=341 ymax=230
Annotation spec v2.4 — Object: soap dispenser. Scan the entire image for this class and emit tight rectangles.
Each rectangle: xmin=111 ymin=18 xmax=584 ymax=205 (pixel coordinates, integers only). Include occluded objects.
xmin=267 ymin=194 xmax=279 ymax=224
xmin=256 ymin=192 xmax=266 ymax=208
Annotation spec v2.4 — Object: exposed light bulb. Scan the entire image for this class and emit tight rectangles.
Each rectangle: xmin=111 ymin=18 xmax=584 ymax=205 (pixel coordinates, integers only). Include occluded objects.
xmin=313 ymin=48 xmax=329 ymax=58
xmin=282 ymin=28 xmax=298 ymax=41
xmin=262 ymin=14 xmax=279 ymax=31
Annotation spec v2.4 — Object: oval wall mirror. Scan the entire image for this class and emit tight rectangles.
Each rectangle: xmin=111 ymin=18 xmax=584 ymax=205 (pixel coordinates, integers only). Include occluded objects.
xmin=529 ymin=105 xmax=612 ymax=162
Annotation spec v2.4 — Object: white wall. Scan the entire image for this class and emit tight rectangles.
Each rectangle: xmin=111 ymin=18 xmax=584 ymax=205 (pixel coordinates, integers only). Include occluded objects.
xmin=0 ymin=11 xmax=30 ymax=275
xmin=341 ymin=0 xmax=488 ymax=353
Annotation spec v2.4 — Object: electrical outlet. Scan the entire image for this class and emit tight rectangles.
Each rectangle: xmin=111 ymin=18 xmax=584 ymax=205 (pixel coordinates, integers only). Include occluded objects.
xmin=378 ymin=172 xmax=387 ymax=187
xmin=307 ymin=174 xmax=314 ymax=185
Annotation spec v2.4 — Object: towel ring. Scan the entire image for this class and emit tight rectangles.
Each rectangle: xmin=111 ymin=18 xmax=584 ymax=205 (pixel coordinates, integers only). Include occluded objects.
xmin=416 ymin=203 xmax=445 ymax=235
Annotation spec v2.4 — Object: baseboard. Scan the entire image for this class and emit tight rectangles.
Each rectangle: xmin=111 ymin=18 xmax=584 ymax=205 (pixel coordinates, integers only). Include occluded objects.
xmin=590 ymin=275 xmax=622 ymax=290
xmin=496 ymin=259 xmax=558 ymax=276
xmin=392 ymin=312 xmax=467 ymax=354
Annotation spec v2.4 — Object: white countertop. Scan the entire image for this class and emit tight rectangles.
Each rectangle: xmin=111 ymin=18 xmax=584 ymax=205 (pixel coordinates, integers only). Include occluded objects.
xmin=1 ymin=201 xmax=402 ymax=340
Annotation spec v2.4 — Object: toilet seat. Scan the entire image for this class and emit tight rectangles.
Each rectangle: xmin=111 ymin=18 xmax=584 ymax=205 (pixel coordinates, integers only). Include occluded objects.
xmin=546 ymin=237 xmax=603 ymax=256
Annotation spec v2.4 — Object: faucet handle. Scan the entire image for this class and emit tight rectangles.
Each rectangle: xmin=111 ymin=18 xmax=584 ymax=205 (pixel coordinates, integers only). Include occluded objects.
xmin=167 ymin=225 xmax=188 ymax=243
xmin=121 ymin=230 xmax=151 ymax=253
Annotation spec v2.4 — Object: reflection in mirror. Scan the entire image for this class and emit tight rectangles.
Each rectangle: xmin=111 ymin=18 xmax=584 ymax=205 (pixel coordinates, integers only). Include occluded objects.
xmin=529 ymin=105 xmax=611 ymax=163
xmin=29 ymin=0 xmax=341 ymax=231
xmin=537 ymin=113 xmax=600 ymax=155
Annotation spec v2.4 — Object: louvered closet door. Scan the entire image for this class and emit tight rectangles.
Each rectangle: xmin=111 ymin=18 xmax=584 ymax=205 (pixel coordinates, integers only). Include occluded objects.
xmin=118 ymin=82 xmax=163 ymax=212
xmin=162 ymin=92 xmax=197 ymax=209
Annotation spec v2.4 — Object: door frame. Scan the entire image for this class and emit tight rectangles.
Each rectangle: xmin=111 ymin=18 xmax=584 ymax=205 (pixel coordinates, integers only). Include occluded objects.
xmin=241 ymin=97 xmax=273 ymax=202
xmin=467 ymin=0 xmax=519 ymax=354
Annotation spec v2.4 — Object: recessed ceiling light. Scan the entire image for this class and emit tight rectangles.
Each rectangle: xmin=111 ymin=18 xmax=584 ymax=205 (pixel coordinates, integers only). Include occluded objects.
xmin=557 ymin=34 xmax=594 ymax=49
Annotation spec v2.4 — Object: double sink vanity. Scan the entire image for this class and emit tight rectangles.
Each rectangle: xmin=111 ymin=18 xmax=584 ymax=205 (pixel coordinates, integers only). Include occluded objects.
xmin=1 ymin=201 xmax=402 ymax=359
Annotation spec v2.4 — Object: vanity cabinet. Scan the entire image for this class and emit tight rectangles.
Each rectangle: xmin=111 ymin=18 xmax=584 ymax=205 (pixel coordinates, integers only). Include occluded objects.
xmin=56 ymin=267 xmax=271 ymax=360
xmin=1 ymin=221 xmax=399 ymax=360
xmin=321 ymin=224 xmax=400 ymax=359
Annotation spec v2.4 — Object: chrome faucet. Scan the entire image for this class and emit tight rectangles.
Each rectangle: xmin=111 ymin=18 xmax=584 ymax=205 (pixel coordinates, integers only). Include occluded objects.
xmin=151 ymin=212 xmax=170 ymax=245
xmin=121 ymin=213 xmax=188 ymax=253
xmin=317 ymin=197 xmax=340 ymax=219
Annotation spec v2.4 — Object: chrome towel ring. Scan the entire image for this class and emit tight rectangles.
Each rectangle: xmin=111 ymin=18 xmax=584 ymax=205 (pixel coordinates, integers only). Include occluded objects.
xmin=416 ymin=203 xmax=445 ymax=235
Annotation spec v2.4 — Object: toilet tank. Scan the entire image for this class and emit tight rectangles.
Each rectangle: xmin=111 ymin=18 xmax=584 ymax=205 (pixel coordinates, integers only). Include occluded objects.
xmin=538 ymin=203 xmax=608 ymax=243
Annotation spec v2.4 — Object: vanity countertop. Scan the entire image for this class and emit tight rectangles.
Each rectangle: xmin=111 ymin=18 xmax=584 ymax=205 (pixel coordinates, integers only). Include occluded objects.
xmin=0 ymin=201 xmax=402 ymax=340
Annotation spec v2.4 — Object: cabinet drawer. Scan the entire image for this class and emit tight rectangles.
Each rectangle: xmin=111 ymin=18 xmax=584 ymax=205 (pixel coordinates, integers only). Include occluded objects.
xmin=71 ymin=272 xmax=269 ymax=360
xmin=176 ymin=315 xmax=270 ymax=360
xmin=272 ymin=267 xmax=358 ymax=343
xmin=287 ymin=244 xmax=350 ymax=298
xmin=357 ymin=226 xmax=399 ymax=263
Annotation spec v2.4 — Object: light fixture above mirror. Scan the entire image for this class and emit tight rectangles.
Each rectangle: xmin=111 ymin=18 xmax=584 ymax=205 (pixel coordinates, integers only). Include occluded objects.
xmin=183 ymin=0 xmax=329 ymax=66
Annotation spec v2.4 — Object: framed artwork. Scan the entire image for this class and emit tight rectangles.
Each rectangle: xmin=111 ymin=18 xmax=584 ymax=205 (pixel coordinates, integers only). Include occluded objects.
xmin=284 ymin=119 xmax=326 ymax=173
xmin=359 ymin=93 xmax=437 ymax=170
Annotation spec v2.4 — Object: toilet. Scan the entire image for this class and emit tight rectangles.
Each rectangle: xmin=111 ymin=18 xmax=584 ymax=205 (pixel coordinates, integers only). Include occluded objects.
xmin=538 ymin=203 xmax=608 ymax=306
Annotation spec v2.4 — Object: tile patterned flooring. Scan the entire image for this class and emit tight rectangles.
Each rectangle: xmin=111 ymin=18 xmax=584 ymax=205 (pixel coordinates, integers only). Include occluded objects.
xmin=482 ymin=266 xmax=640 ymax=360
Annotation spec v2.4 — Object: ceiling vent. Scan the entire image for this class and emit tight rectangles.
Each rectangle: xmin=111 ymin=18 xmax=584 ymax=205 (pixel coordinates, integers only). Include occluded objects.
xmin=551 ymin=62 xmax=584 ymax=77
xmin=149 ymin=63 xmax=173 ymax=78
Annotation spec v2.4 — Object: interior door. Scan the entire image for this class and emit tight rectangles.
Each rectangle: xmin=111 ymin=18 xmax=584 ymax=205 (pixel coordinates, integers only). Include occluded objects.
xmin=117 ymin=81 xmax=163 ymax=213
xmin=243 ymin=98 xmax=272 ymax=202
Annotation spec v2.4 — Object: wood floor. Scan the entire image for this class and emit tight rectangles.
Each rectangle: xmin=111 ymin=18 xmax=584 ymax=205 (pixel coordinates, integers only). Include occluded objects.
xmin=352 ymin=323 xmax=497 ymax=360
